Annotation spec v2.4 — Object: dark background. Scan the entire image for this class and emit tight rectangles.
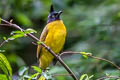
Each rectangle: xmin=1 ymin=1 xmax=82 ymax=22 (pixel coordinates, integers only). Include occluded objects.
xmin=0 ymin=0 xmax=120 ymax=79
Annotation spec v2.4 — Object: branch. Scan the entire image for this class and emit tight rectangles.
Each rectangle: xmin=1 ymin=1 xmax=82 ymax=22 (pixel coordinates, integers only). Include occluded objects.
xmin=0 ymin=40 xmax=6 ymax=47
xmin=52 ymin=73 xmax=72 ymax=77
xmin=0 ymin=19 xmax=78 ymax=80
xmin=61 ymin=51 xmax=120 ymax=70
xmin=88 ymin=55 xmax=120 ymax=70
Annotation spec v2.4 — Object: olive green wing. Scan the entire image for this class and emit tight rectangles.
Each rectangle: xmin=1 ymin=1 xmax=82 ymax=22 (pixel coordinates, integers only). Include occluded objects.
xmin=37 ymin=26 xmax=48 ymax=60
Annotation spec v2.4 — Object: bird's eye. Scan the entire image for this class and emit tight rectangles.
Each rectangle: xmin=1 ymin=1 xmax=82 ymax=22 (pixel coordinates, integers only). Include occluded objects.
xmin=51 ymin=15 xmax=55 ymax=18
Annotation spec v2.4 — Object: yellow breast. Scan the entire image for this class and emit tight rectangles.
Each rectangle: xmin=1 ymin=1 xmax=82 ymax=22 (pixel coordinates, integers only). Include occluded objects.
xmin=40 ymin=20 xmax=67 ymax=69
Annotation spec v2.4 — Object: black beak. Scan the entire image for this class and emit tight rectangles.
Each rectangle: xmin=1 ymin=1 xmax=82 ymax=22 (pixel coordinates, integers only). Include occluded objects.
xmin=58 ymin=11 xmax=63 ymax=16
xmin=57 ymin=11 xmax=63 ymax=19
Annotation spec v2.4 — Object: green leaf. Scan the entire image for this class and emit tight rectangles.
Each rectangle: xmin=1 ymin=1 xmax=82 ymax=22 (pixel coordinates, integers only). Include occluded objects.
xmin=80 ymin=52 xmax=87 ymax=55
xmin=37 ymin=41 xmax=42 ymax=45
xmin=24 ymin=28 xmax=37 ymax=34
xmin=9 ymin=30 xmax=27 ymax=40
xmin=9 ymin=33 xmax=24 ymax=40
xmin=3 ymin=37 xmax=7 ymax=41
xmin=0 ymin=53 xmax=12 ymax=77
xmin=80 ymin=52 xmax=92 ymax=59
xmin=11 ymin=31 xmax=24 ymax=35
xmin=0 ymin=18 xmax=1 ymax=24
xmin=0 ymin=74 xmax=8 ymax=80
xmin=80 ymin=74 xmax=93 ymax=80
xmin=82 ymin=55 xmax=88 ymax=59
xmin=80 ymin=74 xmax=88 ymax=80
xmin=9 ymin=29 xmax=37 ymax=40
xmin=80 ymin=52 xmax=88 ymax=59
xmin=28 ymin=73 xmax=39 ymax=80
xmin=0 ymin=61 xmax=8 ymax=76
xmin=32 ymin=66 xmax=42 ymax=74
xmin=88 ymin=75 xmax=94 ymax=79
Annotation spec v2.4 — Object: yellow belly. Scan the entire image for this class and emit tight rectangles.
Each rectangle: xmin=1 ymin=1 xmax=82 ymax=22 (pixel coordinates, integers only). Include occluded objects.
xmin=40 ymin=20 xmax=66 ymax=69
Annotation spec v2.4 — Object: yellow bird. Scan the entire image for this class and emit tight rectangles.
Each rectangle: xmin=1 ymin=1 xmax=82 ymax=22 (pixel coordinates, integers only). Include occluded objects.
xmin=37 ymin=5 xmax=67 ymax=70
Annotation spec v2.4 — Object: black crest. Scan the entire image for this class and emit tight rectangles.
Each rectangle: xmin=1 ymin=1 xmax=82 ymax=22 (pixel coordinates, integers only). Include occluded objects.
xmin=50 ymin=5 xmax=54 ymax=13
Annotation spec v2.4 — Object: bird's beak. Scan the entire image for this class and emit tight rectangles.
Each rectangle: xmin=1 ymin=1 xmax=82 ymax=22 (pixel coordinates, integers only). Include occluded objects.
xmin=57 ymin=11 xmax=63 ymax=19
xmin=58 ymin=11 xmax=63 ymax=16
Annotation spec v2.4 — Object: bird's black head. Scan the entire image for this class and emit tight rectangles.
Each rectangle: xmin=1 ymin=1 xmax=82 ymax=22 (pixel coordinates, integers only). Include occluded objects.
xmin=47 ymin=5 xmax=63 ymax=23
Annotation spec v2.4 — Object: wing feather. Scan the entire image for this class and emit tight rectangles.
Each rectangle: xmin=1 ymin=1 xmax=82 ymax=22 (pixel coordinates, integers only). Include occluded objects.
xmin=37 ymin=26 xmax=48 ymax=60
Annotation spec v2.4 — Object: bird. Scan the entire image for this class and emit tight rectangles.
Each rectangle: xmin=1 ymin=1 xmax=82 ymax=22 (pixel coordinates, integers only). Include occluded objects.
xmin=37 ymin=5 xmax=67 ymax=70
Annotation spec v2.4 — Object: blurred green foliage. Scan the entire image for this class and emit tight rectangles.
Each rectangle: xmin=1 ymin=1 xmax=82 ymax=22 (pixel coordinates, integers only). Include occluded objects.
xmin=0 ymin=0 xmax=120 ymax=80
xmin=0 ymin=53 xmax=12 ymax=80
